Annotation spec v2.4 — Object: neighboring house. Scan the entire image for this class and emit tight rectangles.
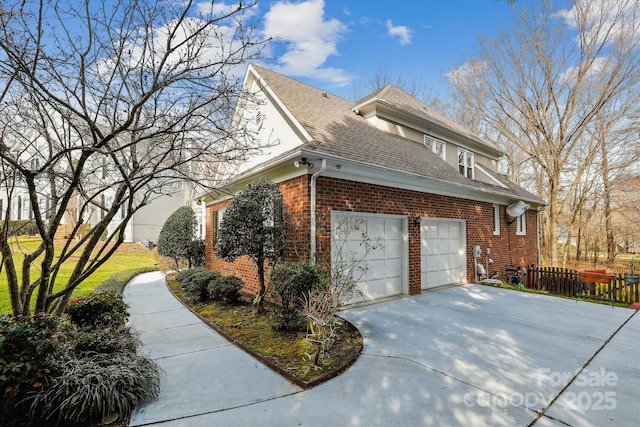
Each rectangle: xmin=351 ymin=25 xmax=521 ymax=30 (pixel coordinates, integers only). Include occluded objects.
xmin=200 ymin=64 xmax=546 ymax=304
xmin=0 ymin=124 xmax=186 ymax=244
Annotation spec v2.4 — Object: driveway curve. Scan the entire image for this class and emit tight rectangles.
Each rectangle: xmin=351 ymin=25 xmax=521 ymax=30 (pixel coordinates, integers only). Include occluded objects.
xmin=125 ymin=272 xmax=639 ymax=427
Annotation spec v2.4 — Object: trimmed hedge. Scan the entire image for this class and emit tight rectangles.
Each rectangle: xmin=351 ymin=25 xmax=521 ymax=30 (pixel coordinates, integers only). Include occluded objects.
xmin=94 ymin=266 xmax=158 ymax=295
xmin=177 ymin=268 xmax=221 ymax=302
xmin=208 ymin=275 xmax=243 ymax=304
xmin=0 ymin=220 xmax=39 ymax=236
xmin=65 ymin=293 xmax=129 ymax=329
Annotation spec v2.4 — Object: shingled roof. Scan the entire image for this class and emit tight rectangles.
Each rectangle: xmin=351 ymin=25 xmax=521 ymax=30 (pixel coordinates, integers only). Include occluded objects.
xmin=249 ymin=64 xmax=544 ymax=206
xmin=355 ymin=84 xmax=501 ymax=154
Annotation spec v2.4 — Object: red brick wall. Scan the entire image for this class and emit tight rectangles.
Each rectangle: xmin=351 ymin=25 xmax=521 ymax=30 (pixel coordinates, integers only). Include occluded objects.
xmin=313 ymin=177 xmax=539 ymax=294
xmin=206 ymin=175 xmax=539 ymax=297
xmin=205 ymin=175 xmax=311 ymax=296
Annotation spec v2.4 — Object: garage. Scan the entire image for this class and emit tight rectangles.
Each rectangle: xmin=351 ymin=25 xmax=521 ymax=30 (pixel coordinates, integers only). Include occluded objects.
xmin=421 ymin=218 xmax=466 ymax=289
xmin=331 ymin=212 xmax=406 ymax=303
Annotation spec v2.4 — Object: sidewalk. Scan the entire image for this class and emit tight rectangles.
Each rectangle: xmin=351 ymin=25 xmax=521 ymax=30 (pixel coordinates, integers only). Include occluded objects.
xmin=123 ymin=272 xmax=302 ymax=426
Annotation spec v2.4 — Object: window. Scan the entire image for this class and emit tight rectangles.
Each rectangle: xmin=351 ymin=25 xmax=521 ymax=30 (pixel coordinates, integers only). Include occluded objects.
xmin=516 ymin=213 xmax=526 ymax=235
xmin=424 ymin=135 xmax=446 ymax=160
xmin=458 ymin=148 xmax=474 ymax=178
xmin=212 ymin=208 xmax=225 ymax=247
xmin=493 ymin=204 xmax=500 ymax=235
xmin=17 ymin=196 xmax=22 ymax=220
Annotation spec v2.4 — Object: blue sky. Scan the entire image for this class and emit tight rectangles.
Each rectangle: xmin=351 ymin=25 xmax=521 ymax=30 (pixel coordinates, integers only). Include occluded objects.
xmin=252 ymin=0 xmax=523 ymax=100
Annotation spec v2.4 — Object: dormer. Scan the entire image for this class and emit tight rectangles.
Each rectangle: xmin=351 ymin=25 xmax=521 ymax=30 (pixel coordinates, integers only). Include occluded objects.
xmin=352 ymin=85 xmax=504 ymax=185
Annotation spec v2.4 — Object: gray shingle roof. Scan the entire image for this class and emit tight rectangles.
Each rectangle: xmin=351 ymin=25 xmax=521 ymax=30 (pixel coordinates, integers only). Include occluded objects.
xmin=250 ymin=64 xmax=544 ymax=205
xmin=357 ymin=85 xmax=501 ymax=154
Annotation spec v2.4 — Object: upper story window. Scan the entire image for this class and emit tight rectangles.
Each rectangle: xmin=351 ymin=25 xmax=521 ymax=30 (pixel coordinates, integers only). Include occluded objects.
xmin=424 ymin=135 xmax=446 ymax=160
xmin=458 ymin=148 xmax=474 ymax=178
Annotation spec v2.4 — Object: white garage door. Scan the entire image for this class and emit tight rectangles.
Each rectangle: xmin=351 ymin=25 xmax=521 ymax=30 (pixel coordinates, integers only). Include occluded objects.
xmin=421 ymin=219 xmax=466 ymax=289
xmin=332 ymin=212 xmax=405 ymax=303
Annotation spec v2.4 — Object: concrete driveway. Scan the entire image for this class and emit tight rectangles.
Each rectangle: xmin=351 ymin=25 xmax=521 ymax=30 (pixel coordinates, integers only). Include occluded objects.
xmin=126 ymin=273 xmax=639 ymax=427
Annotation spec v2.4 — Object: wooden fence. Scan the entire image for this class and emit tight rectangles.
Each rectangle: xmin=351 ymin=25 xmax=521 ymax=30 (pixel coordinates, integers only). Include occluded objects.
xmin=523 ymin=266 xmax=640 ymax=305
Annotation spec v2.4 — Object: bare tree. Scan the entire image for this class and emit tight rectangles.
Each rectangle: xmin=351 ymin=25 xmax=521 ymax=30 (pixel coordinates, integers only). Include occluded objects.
xmin=0 ymin=0 xmax=266 ymax=316
xmin=448 ymin=0 xmax=640 ymax=266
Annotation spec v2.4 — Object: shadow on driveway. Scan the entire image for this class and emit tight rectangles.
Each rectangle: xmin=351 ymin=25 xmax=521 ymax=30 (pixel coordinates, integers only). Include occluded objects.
xmin=126 ymin=273 xmax=639 ymax=427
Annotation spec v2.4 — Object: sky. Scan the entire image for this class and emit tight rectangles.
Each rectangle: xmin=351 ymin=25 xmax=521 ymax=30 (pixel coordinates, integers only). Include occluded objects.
xmin=248 ymin=0 xmax=523 ymax=101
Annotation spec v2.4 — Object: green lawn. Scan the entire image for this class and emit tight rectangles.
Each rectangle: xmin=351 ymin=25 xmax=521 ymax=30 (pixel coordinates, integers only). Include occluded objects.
xmin=0 ymin=238 xmax=157 ymax=314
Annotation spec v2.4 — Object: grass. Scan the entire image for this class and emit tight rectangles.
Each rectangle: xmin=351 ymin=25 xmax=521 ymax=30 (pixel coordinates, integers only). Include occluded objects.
xmin=167 ymin=278 xmax=362 ymax=386
xmin=0 ymin=238 xmax=157 ymax=314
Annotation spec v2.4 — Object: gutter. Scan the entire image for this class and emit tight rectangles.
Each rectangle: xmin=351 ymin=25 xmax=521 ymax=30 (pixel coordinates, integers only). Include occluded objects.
xmin=309 ymin=159 xmax=326 ymax=264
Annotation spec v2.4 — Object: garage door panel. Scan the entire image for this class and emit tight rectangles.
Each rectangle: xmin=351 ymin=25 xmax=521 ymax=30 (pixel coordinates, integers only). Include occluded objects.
xmin=386 ymin=258 xmax=402 ymax=277
xmin=385 ymin=277 xmax=402 ymax=296
xmin=386 ymin=221 xmax=402 ymax=236
xmin=359 ymin=279 xmax=385 ymax=300
xmin=347 ymin=240 xmax=366 ymax=260
xmin=439 ymin=239 xmax=450 ymax=253
xmin=385 ymin=238 xmax=401 ymax=255
xmin=367 ymin=259 xmax=386 ymax=280
xmin=368 ymin=218 xmax=386 ymax=238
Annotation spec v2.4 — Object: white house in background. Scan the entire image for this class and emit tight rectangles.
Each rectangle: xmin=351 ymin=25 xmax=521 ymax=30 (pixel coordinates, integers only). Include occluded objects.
xmin=0 ymin=123 xmax=186 ymax=244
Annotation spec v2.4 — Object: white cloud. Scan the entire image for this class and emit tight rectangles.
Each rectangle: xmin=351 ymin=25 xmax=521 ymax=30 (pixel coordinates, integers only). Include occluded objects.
xmin=559 ymin=55 xmax=614 ymax=85
xmin=196 ymin=1 xmax=259 ymax=19
xmin=262 ymin=0 xmax=352 ymax=86
xmin=446 ymin=61 xmax=487 ymax=87
xmin=386 ymin=19 xmax=411 ymax=45
xmin=556 ymin=0 xmax=640 ymax=45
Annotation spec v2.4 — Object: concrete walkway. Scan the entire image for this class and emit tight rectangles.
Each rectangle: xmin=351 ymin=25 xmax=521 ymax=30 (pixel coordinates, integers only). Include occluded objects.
xmin=124 ymin=272 xmax=640 ymax=427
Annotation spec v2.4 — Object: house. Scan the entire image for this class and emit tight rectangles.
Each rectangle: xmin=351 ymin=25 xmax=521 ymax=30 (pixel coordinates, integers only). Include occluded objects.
xmin=200 ymin=64 xmax=546 ymax=303
xmin=0 ymin=121 xmax=187 ymax=244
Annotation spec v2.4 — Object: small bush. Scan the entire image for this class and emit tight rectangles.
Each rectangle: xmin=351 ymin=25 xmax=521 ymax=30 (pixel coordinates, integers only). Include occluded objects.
xmin=65 ymin=293 xmax=128 ymax=329
xmin=0 ymin=315 xmax=68 ymax=426
xmin=0 ymin=220 xmax=39 ymax=236
xmin=69 ymin=326 xmax=140 ymax=355
xmin=94 ymin=266 xmax=158 ymax=295
xmin=26 ymin=352 xmax=161 ymax=426
xmin=178 ymin=268 xmax=221 ymax=302
xmin=269 ymin=262 xmax=326 ymax=331
xmin=208 ymin=275 xmax=243 ymax=304
xmin=174 ymin=266 xmax=208 ymax=283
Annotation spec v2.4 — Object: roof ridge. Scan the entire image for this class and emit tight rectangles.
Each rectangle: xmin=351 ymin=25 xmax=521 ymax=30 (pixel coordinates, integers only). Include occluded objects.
xmin=250 ymin=63 xmax=350 ymax=103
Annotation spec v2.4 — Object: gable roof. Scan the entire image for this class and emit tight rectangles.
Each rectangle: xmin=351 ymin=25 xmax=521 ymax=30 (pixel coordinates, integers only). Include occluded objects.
xmin=246 ymin=64 xmax=545 ymax=207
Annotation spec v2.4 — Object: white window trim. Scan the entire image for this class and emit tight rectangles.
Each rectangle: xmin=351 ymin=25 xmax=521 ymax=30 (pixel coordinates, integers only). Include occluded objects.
xmin=424 ymin=135 xmax=446 ymax=161
xmin=458 ymin=148 xmax=474 ymax=179
xmin=516 ymin=213 xmax=526 ymax=235
xmin=493 ymin=204 xmax=501 ymax=235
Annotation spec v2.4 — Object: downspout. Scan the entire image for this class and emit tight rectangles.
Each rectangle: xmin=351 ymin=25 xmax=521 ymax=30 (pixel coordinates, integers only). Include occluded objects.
xmin=310 ymin=159 xmax=326 ymax=264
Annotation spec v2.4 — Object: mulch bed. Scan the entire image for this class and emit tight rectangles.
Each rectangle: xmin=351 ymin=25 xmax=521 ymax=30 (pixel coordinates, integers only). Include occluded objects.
xmin=167 ymin=280 xmax=363 ymax=388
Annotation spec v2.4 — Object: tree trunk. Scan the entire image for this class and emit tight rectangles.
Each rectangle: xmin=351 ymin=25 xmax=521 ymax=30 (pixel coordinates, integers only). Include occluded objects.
xmin=253 ymin=257 xmax=266 ymax=314
xmin=601 ymin=142 xmax=616 ymax=265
